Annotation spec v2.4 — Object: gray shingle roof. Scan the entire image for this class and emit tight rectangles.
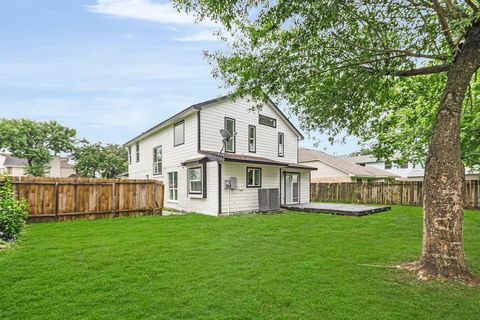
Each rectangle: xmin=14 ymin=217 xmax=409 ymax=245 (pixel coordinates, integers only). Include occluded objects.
xmin=298 ymin=148 xmax=397 ymax=178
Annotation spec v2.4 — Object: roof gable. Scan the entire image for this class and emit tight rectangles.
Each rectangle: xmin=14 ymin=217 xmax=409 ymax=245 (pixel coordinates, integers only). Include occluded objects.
xmin=124 ymin=94 xmax=304 ymax=146
xmin=197 ymin=95 xmax=304 ymax=139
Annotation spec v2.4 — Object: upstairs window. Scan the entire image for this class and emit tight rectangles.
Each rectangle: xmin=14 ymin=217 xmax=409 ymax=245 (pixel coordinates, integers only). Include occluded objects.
xmin=225 ymin=117 xmax=236 ymax=153
xmin=128 ymin=146 xmax=132 ymax=164
xmin=259 ymin=114 xmax=276 ymax=128
xmin=278 ymin=132 xmax=284 ymax=157
xmin=135 ymin=142 xmax=140 ymax=162
xmin=168 ymin=172 xmax=178 ymax=201
xmin=153 ymin=146 xmax=162 ymax=175
xmin=400 ymin=163 xmax=408 ymax=169
xmin=246 ymin=167 xmax=262 ymax=188
xmin=248 ymin=125 xmax=256 ymax=153
xmin=188 ymin=166 xmax=203 ymax=194
xmin=174 ymin=121 xmax=185 ymax=146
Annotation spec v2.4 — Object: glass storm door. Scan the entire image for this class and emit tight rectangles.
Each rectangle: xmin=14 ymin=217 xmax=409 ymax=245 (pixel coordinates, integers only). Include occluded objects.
xmin=285 ymin=173 xmax=300 ymax=204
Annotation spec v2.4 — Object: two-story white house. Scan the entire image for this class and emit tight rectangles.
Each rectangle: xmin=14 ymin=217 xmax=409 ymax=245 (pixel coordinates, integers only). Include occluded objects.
xmin=124 ymin=95 xmax=315 ymax=216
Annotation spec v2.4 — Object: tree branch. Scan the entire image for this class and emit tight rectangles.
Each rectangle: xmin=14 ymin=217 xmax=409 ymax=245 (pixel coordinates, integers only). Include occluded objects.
xmin=386 ymin=63 xmax=452 ymax=77
xmin=431 ymin=0 xmax=456 ymax=50
xmin=465 ymin=0 xmax=479 ymax=12
xmin=330 ymin=32 xmax=448 ymax=60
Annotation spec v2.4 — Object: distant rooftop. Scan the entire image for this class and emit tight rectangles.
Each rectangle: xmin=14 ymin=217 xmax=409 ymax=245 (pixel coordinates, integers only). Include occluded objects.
xmin=0 ymin=152 xmax=73 ymax=168
xmin=299 ymin=148 xmax=397 ymax=178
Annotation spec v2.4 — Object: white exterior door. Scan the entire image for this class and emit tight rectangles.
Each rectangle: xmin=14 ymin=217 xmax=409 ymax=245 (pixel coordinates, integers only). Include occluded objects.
xmin=285 ymin=173 xmax=300 ymax=204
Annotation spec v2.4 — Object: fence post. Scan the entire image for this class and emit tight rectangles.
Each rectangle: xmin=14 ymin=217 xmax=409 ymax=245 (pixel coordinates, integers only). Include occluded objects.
xmin=153 ymin=181 xmax=157 ymax=214
xmin=54 ymin=182 xmax=59 ymax=221
xmin=112 ymin=182 xmax=117 ymax=217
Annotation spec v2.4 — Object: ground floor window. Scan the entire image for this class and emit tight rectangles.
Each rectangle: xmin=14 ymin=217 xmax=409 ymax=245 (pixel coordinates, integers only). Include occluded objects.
xmin=246 ymin=167 xmax=262 ymax=188
xmin=168 ymin=172 xmax=178 ymax=201
xmin=188 ymin=166 xmax=203 ymax=194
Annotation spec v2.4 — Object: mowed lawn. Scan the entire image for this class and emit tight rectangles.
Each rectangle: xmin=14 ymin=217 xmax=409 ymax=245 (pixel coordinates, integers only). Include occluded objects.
xmin=1 ymin=206 xmax=479 ymax=319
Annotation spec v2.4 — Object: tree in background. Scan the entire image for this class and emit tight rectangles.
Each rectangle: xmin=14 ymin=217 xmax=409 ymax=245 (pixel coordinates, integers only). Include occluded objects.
xmin=173 ymin=1 xmax=480 ymax=283
xmin=73 ymin=140 xmax=127 ymax=179
xmin=360 ymin=74 xmax=480 ymax=170
xmin=0 ymin=119 xmax=76 ymax=176
xmin=348 ymin=147 xmax=374 ymax=157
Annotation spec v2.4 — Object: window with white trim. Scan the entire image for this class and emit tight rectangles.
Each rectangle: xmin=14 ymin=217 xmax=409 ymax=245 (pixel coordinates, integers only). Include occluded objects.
xmin=248 ymin=125 xmax=256 ymax=153
xmin=135 ymin=142 xmax=140 ymax=162
xmin=174 ymin=121 xmax=185 ymax=146
xmin=188 ymin=166 xmax=202 ymax=194
xmin=128 ymin=146 xmax=132 ymax=164
xmin=259 ymin=114 xmax=276 ymax=128
xmin=225 ymin=117 xmax=235 ymax=153
xmin=246 ymin=167 xmax=262 ymax=188
xmin=168 ymin=172 xmax=178 ymax=201
xmin=153 ymin=146 xmax=162 ymax=175
xmin=278 ymin=132 xmax=284 ymax=157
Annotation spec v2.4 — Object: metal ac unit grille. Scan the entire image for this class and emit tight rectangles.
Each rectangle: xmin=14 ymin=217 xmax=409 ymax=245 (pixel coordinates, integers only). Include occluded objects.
xmin=258 ymin=188 xmax=280 ymax=211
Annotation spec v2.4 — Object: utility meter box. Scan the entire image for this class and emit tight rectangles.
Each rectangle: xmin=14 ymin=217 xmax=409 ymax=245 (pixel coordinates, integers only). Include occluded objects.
xmin=224 ymin=177 xmax=237 ymax=190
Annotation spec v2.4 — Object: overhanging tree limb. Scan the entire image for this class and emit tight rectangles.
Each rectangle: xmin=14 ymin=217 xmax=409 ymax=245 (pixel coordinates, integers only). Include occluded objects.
xmin=387 ymin=63 xmax=452 ymax=77
xmin=465 ymin=0 xmax=479 ymax=12
xmin=431 ymin=0 xmax=456 ymax=49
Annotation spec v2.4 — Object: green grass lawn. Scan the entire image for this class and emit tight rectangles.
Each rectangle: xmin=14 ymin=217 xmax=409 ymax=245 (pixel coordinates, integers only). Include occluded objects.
xmin=1 ymin=206 xmax=479 ymax=319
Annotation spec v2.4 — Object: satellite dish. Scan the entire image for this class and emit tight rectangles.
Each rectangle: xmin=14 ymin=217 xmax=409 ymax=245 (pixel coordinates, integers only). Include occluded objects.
xmin=220 ymin=129 xmax=231 ymax=142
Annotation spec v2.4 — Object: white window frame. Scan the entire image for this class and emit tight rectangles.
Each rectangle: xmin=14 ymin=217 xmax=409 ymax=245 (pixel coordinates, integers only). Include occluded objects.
xmin=278 ymin=132 xmax=284 ymax=157
xmin=135 ymin=142 xmax=140 ymax=162
xmin=153 ymin=146 xmax=162 ymax=175
xmin=248 ymin=125 xmax=256 ymax=153
xmin=168 ymin=172 xmax=178 ymax=201
xmin=224 ymin=117 xmax=235 ymax=153
xmin=259 ymin=114 xmax=277 ymax=128
xmin=174 ymin=120 xmax=185 ymax=147
xmin=246 ymin=167 xmax=262 ymax=188
xmin=128 ymin=146 xmax=132 ymax=164
xmin=188 ymin=166 xmax=203 ymax=194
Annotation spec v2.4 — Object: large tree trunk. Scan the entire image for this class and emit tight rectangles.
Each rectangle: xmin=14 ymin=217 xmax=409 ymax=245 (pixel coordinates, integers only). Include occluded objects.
xmin=413 ymin=21 xmax=480 ymax=283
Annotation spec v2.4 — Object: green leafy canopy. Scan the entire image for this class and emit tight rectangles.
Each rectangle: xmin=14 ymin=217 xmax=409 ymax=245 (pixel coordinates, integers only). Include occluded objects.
xmin=0 ymin=119 xmax=76 ymax=176
xmin=173 ymin=0 xmax=480 ymax=166
xmin=73 ymin=140 xmax=127 ymax=179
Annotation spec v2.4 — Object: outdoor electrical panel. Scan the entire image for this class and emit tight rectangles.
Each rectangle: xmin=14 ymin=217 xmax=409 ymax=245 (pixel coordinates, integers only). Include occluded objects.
xmin=224 ymin=177 xmax=237 ymax=190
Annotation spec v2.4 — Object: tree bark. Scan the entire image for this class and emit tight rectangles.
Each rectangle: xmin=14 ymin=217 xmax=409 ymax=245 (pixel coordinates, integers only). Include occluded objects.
xmin=413 ymin=21 xmax=480 ymax=283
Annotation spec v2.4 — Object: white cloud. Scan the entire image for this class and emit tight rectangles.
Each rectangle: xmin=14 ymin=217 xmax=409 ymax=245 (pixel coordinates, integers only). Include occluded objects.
xmin=88 ymin=0 xmax=214 ymax=26
xmin=174 ymin=30 xmax=217 ymax=42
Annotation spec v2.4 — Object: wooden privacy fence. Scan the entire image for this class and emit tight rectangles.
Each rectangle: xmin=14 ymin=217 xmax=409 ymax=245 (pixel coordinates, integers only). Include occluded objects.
xmin=311 ymin=180 xmax=480 ymax=209
xmin=3 ymin=176 xmax=164 ymax=223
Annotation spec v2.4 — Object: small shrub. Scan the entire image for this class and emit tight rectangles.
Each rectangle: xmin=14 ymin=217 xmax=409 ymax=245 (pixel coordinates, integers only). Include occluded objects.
xmin=0 ymin=175 xmax=28 ymax=241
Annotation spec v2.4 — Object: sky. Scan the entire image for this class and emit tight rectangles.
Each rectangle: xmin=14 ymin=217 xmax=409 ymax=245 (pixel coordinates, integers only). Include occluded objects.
xmin=0 ymin=0 xmax=360 ymax=155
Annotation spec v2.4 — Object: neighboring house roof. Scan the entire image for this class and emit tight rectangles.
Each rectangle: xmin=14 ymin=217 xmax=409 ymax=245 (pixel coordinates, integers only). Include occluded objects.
xmin=182 ymin=150 xmax=316 ymax=170
xmin=342 ymin=154 xmax=379 ymax=164
xmin=123 ymin=94 xmax=304 ymax=146
xmin=298 ymin=148 xmax=397 ymax=178
xmin=0 ymin=153 xmax=73 ymax=169
xmin=3 ymin=154 xmax=29 ymax=167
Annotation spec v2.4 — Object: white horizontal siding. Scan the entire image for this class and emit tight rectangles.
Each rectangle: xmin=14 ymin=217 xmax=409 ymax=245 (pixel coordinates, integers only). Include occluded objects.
xmin=128 ymin=112 xmax=206 ymax=213
xmin=200 ymin=98 xmax=299 ymax=163
xmin=221 ymin=163 xmax=281 ymax=214
xmin=304 ymin=160 xmax=350 ymax=178
xmin=178 ymin=161 xmax=219 ymax=215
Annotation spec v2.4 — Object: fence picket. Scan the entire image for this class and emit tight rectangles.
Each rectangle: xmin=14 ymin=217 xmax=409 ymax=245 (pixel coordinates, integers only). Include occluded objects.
xmin=0 ymin=176 xmax=164 ymax=222
xmin=310 ymin=180 xmax=479 ymax=209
